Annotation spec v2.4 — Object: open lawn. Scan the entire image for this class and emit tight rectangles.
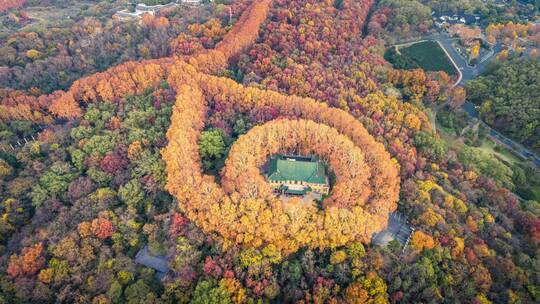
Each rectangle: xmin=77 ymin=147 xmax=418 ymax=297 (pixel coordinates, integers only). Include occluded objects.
xmin=435 ymin=109 xmax=540 ymax=201
xmin=475 ymin=139 xmax=522 ymax=166
xmin=386 ymin=40 xmax=458 ymax=75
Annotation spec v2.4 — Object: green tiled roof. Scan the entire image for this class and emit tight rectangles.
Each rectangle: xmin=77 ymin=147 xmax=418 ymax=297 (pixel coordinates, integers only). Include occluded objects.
xmin=267 ymin=155 xmax=327 ymax=185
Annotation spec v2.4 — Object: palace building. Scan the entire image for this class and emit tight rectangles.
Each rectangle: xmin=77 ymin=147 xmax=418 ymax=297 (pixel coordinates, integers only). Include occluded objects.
xmin=266 ymin=155 xmax=330 ymax=196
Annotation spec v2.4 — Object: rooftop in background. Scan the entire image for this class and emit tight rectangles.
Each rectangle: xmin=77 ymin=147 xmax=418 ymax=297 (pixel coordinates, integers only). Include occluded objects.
xmin=136 ymin=2 xmax=178 ymax=12
xmin=432 ymin=12 xmax=480 ymax=26
xmin=267 ymin=155 xmax=327 ymax=185
xmin=114 ymin=1 xmax=202 ymax=20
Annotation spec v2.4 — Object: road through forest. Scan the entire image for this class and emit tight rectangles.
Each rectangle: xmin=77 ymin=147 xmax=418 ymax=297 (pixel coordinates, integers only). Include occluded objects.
xmin=423 ymin=34 xmax=540 ymax=168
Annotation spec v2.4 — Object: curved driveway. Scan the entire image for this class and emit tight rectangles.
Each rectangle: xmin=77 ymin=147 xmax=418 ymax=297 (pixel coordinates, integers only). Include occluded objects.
xmin=420 ymin=34 xmax=540 ymax=168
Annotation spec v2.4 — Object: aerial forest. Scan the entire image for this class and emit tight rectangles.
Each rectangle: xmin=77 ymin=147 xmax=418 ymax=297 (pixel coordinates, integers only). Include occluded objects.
xmin=0 ymin=0 xmax=538 ymax=303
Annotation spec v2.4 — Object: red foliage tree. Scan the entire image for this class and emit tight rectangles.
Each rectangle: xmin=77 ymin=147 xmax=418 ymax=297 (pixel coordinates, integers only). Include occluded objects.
xmin=0 ymin=0 xmax=272 ymax=123
xmin=169 ymin=213 xmax=188 ymax=237
xmin=7 ymin=243 xmax=46 ymax=278
xmin=202 ymin=256 xmax=222 ymax=278
xmin=0 ymin=0 xmax=25 ymax=13
xmin=100 ymin=147 xmax=128 ymax=174
xmin=90 ymin=218 xmax=114 ymax=239
xmin=391 ymin=291 xmax=404 ymax=304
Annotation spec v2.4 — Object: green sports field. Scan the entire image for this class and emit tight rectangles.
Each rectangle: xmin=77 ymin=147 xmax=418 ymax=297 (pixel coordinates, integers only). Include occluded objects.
xmin=386 ymin=40 xmax=458 ymax=75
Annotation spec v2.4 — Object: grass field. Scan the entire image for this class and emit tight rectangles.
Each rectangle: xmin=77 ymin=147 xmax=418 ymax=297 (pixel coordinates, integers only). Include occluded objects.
xmin=475 ymin=139 xmax=522 ymax=166
xmin=389 ymin=40 xmax=458 ymax=75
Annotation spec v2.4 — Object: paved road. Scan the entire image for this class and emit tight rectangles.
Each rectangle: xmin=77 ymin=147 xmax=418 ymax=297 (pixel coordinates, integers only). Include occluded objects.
xmin=430 ymin=33 xmax=503 ymax=85
xmin=426 ymin=34 xmax=540 ymax=168
xmin=395 ymin=33 xmax=502 ymax=86
xmin=461 ymin=101 xmax=479 ymax=118
xmin=486 ymin=124 xmax=540 ymax=167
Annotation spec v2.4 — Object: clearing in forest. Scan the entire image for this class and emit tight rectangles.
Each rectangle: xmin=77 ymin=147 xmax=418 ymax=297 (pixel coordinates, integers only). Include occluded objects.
xmin=386 ymin=40 xmax=457 ymax=75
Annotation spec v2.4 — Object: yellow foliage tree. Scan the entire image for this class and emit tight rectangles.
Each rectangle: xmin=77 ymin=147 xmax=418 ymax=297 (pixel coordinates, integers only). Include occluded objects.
xmin=26 ymin=49 xmax=41 ymax=60
xmin=410 ymin=231 xmax=435 ymax=251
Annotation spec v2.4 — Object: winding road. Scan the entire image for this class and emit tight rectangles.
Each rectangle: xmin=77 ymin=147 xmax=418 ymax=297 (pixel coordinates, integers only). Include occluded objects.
xmin=424 ymin=33 xmax=540 ymax=168
xmin=434 ymin=34 xmax=503 ymax=85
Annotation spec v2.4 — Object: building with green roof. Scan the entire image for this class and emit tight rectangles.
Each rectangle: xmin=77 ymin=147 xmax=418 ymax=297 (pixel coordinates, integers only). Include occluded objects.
xmin=266 ymin=155 xmax=329 ymax=196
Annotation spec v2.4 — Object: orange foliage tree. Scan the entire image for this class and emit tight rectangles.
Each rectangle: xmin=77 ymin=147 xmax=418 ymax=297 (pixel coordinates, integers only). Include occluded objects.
xmin=0 ymin=89 xmax=55 ymax=123
xmin=214 ymin=0 xmax=273 ymax=61
xmin=162 ymin=61 xmax=400 ymax=255
xmin=78 ymin=218 xmax=115 ymax=240
xmin=7 ymin=243 xmax=46 ymax=278
xmin=410 ymin=230 xmax=436 ymax=251
xmin=0 ymin=0 xmax=274 ymax=122
xmin=0 ymin=0 xmax=25 ymax=13
xmin=221 ymin=119 xmax=372 ymax=208
xmin=2 ymin=0 xmax=400 ymax=257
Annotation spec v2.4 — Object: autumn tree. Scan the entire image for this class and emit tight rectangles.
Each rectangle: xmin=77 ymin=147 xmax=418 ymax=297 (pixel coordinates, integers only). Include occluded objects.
xmin=79 ymin=218 xmax=114 ymax=240
xmin=7 ymin=243 xmax=46 ymax=278
xmin=0 ymin=0 xmax=25 ymax=13
xmin=449 ymin=87 xmax=466 ymax=109
xmin=410 ymin=230 xmax=436 ymax=251
xmin=163 ymin=67 xmax=399 ymax=254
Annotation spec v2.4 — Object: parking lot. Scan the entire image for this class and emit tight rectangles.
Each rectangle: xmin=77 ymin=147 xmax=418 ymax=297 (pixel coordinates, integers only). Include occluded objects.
xmin=372 ymin=212 xmax=414 ymax=247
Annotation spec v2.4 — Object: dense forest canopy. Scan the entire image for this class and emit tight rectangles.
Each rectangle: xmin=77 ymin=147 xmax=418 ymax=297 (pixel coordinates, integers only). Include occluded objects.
xmin=369 ymin=0 xmax=539 ymax=39
xmin=466 ymin=58 xmax=540 ymax=153
xmin=0 ymin=0 xmax=539 ymax=303
xmin=0 ymin=1 xmax=230 ymax=93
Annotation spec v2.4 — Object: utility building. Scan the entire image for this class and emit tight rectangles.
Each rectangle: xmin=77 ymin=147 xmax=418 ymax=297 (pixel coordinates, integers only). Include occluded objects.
xmin=267 ymin=155 xmax=330 ymax=196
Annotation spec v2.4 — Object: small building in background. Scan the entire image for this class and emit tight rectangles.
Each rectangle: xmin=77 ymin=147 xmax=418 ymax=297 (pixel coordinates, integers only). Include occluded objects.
xmin=181 ymin=0 xmax=203 ymax=4
xmin=136 ymin=2 xmax=179 ymax=12
xmin=267 ymin=155 xmax=330 ymax=196
xmin=432 ymin=11 xmax=480 ymax=28
xmin=114 ymin=9 xmax=151 ymax=19
xmin=115 ymin=1 xmax=203 ymax=20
